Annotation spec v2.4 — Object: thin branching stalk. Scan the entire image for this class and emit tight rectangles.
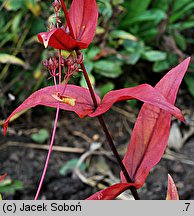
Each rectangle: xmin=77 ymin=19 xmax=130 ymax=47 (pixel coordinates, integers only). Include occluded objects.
xmin=34 ymin=7 xmax=64 ymax=198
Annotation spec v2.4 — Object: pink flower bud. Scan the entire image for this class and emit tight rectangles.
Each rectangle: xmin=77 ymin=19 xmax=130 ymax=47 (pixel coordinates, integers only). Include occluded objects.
xmin=52 ymin=0 xmax=61 ymax=13
xmin=76 ymin=51 xmax=83 ymax=64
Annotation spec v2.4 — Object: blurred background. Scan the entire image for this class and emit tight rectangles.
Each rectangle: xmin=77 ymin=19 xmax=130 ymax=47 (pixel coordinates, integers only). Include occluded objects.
xmin=0 ymin=0 xmax=194 ymax=200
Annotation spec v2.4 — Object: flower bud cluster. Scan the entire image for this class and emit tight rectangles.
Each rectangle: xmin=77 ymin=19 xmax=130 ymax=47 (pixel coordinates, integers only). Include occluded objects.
xmin=43 ymin=51 xmax=83 ymax=82
xmin=43 ymin=56 xmax=59 ymax=78
xmin=63 ymin=51 xmax=83 ymax=78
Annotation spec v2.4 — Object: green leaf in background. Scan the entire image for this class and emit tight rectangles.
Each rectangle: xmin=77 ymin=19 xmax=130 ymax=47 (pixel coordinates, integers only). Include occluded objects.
xmin=121 ymin=0 xmax=152 ymax=29
xmin=0 ymin=193 xmax=2 ymax=200
xmin=0 ymin=12 xmax=6 ymax=30
xmin=85 ymin=47 xmax=100 ymax=61
xmin=124 ymin=0 xmax=151 ymax=17
xmin=139 ymin=28 xmax=158 ymax=41
xmin=98 ymin=82 xmax=115 ymax=97
xmin=122 ymin=40 xmax=144 ymax=64
xmin=80 ymin=73 xmax=95 ymax=88
xmin=80 ymin=61 xmax=95 ymax=88
xmin=153 ymin=60 xmax=170 ymax=72
xmin=152 ymin=0 xmax=168 ymax=11
xmin=120 ymin=51 xmax=141 ymax=65
xmin=143 ymin=50 xmax=167 ymax=62
xmin=31 ymin=17 xmax=46 ymax=35
xmin=60 ymin=159 xmax=87 ymax=175
xmin=98 ymin=0 xmax=112 ymax=19
xmin=110 ymin=30 xmax=137 ymax=41
xmin=173 ymin=31 xmax=187 ymax=51
xmin=4 ymin=0 xmax=24 ymax=11
xmin=0 ymin=53 xmax=25 ymax=66
xmin=127 ymin=9 xmax=166 ymax=25
xmin=185 ymin=73 xmax=194 ymax=98
xmin=126 ymin=52 xmax=141 ymax=65
xmin=0 ymin=179 xmax=23 ymax=195
xmin=94 ymin=60 xmax=122 ymax=78
xmin=153 ymin=53 xmax=179 ymax=72
xmin=124 ymin=40 xmax=145 ymax=53
xmin=112 ymin=0 xmax=124 ymax=5
xmin=31 ymin=129 xmax=49 ymax=144
xmin=170 ymin=2 xmax=194 ymax=23
xmin=172 ymin=0 xmax=191 ymax=13
xmin=170 ymin=21 xmax=194 ymax=31
xmin=84 ymin=61 xmax=94 ymax=74
xmin=11 ymin=12 xmax=23 ymax=35
xmin=24 ymin=0 xmax=41 ymax=16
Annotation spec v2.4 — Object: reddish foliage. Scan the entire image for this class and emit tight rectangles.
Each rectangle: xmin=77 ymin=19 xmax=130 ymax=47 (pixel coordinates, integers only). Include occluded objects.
xmin=3 ymin=83 xmax=184 ymax=138
xmin=166 ymin=174 xmax=179 ymax=200
xmin=3 ymin=84 xmax=100 ymax=135
xmin=87 ymin=58 xmax=190 ymax=200
xmin=4 ymin=0 xmax=191 ymax=201
xmin=120 ymin=58 xmax=190 ymax=188
xmin=68 ymin=0 xmax=98 ymax=45
xmin=86 ymin=183 xmax=136 ymax=200
xmin=38 ymin=0 xmax=98 ymax=50
xmin=90 ymin=83 xmax=184 ymax=121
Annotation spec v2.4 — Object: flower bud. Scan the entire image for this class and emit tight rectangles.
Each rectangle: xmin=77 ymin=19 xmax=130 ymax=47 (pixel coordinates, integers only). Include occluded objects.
xmin=43 ymin=56 xmax=59 ymax=77
xmin=52 ymin=0 xmax=61 ymax=13
xmin=76 ymin=51 xmax=83 ymax=64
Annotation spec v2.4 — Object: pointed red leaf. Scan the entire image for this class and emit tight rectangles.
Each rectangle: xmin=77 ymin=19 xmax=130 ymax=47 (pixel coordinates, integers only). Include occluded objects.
xmin=3 ymin=84 xmax=100 ymax=135
xmin=90 ymin=84 xmax=184 ymax=121
xmin=86 ymin=183 xmax=136 ymax=200
xmin=0 ymin=173 xmax=7 ymax=182
xmin=37 ymin=28 xmax=88 ymax=51
xmin=69 ymin=0 xmax=98 ymax=44
xmin=121 ymin=58 xmax=190 ymax=188
xmin=166 ymin=174 xmax=179 ymax=200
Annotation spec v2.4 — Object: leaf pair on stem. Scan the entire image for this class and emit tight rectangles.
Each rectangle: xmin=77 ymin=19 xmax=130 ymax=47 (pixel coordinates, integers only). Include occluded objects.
xmin=87 ymin=57 xmax=190 ymax=199
xmin=3 ymin=0 xmax=190 ymax=200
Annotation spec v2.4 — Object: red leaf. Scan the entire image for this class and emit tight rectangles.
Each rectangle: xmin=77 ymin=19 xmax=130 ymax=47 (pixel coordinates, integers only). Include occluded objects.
xmin=38 ymin=28 xmax=88 ymax=51
xmin=0 ymin=173 xmax=7 ymax=182
xmin=3 ymin=84 xmax=100 ymax=135
xmin=166 ymin=174 xmax=179 ymax=200
xmin=86 ymin=183 xmax=136 ymax=200
xmin=90 ymin=83 xmax=184 ymax=121
xmin=120 ymin=58 xmax=190 ymax=188
xmin=69 ymin=0 xmax=98 ymax=45
xmin=38 ymin=0 xmax=98 ymax=50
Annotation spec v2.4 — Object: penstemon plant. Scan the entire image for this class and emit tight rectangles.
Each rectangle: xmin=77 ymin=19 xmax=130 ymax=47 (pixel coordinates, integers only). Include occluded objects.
xmin=3 ymin=0 xmax=191 ymax=200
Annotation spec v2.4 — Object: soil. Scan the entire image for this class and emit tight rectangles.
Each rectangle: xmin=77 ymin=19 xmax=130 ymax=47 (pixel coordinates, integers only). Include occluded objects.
xmin=0 ymin=97 xmax=194 ymax=200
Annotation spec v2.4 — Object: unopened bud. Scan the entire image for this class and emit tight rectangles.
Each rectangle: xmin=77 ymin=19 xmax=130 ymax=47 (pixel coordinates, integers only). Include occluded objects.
xmin=65 ymin=55 xmax=74 ymax=66
xmin=43 ymin=56 xmax=59 ymax=76
xmin=76 ymin=51 xmax=83 ymax=64
xmin=52 ymin=0 xmax=61 ymax=13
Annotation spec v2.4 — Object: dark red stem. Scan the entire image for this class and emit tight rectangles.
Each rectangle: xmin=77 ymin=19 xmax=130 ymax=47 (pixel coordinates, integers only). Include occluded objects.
xmin=80 ymin=63 xmax=140 ymax=200
xmin=59 ymin=0 xmax=140 ymax=200
xmin=59 ymin=0 xmax=75 ymax=39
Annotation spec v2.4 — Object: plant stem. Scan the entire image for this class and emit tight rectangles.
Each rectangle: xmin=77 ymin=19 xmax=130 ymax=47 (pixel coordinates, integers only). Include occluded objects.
xmin=34 ymin=9 xmax=64 ymax=199
xmin=80 ymin=62 xmax=140 ymax=200
xmin=58 ymin=50 xmax=62 ymax=84
xmin=59 ymin=0 xmax=140 ymax=200
xmin=34 ymin=104 xmax=60 ymax=200
xmin=59 ymin=0 xmax=75 ymax=38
